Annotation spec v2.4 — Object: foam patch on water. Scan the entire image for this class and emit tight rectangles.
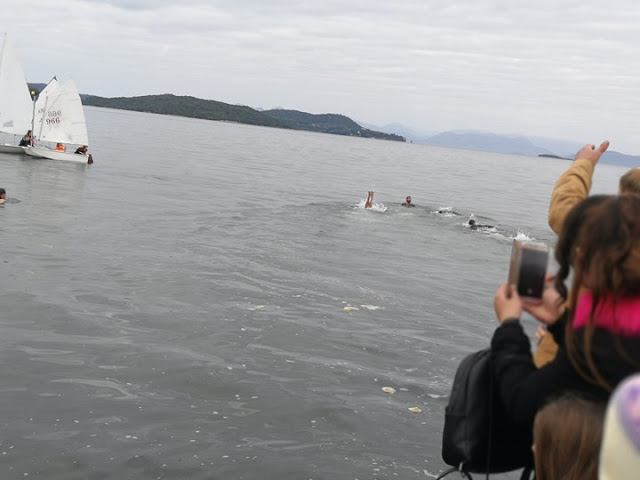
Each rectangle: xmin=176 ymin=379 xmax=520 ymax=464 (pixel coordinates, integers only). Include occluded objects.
xmin=512 ymin=230 xmax=536 ymax=242
xmin=435 ymin=206 xmax=460 ymax=217
xmin=356 ymin=200 xmax=387 ymax=212
xmin=360 ymin=304 xmax=381 ymax=310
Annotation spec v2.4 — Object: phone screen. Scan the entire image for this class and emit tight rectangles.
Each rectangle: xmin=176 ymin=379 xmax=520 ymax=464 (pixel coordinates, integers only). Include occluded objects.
xmin=517 ymin=248 xmax=548 ymax=299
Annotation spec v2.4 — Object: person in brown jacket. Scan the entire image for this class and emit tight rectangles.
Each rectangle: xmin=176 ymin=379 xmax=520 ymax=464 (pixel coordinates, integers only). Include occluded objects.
xmin=548 ymin=141 xmax=640 ymax=234
xmin=535 ymin=141 xmax=640 ymax=367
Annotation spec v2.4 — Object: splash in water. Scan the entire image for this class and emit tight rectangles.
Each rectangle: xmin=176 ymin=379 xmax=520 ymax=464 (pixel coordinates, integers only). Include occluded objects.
xmin=357 ymin=199 xmax=387 ymax=212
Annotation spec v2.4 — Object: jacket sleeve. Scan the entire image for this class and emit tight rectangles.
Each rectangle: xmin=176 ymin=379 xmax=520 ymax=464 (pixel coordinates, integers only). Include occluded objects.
xmin=547 ymin=312 xmax=567 ymax=346
xmin=491 ymin=320 xmax=576 ymax=430
xmin=548 ymin=158 xmax=595 ymax=234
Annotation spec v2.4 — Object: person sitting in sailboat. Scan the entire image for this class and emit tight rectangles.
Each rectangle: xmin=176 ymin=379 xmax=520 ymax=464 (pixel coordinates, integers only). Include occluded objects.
xmin=56 ymin=143 xmax=66 ymax=152
xmin=75 ymin=145 xmax=94 ymax=164
xmin=19 ymin=130 xmax=32 ymax=147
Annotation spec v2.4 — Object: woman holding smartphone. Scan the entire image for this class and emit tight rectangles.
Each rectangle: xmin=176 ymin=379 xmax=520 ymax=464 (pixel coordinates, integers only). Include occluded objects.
xmin=490 ymin=194 xmax=640 ymax=446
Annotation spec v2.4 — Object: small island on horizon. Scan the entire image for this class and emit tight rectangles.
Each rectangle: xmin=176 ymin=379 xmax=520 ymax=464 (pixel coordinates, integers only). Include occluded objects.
xmin=538 ymin=153 xmax=572 ymax=160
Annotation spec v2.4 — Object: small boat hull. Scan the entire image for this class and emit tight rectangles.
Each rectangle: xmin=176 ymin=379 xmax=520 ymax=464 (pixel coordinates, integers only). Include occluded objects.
xmin=23 ymin=146 xmax=91 ymax=164
xmin=0 ymin=143 xmax=25 ymax=154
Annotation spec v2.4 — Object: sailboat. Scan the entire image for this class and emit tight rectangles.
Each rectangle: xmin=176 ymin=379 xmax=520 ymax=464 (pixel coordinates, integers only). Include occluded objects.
xmin=0 ymin=33 xmax=33 ymax=154
xmin=23 ymin=78 xmax=92 ymax=163
xmin=30 ymin=76 xmax=59 ymax=140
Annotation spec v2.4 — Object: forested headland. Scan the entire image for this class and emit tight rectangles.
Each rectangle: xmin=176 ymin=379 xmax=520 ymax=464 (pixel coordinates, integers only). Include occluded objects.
xmin=81 ymin=93 xmax=405 ymax=142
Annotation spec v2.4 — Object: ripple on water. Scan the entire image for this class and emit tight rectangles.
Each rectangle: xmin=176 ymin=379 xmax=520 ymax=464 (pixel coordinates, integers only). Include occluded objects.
xmin=50 ymin=379 xmax=140 ymax=400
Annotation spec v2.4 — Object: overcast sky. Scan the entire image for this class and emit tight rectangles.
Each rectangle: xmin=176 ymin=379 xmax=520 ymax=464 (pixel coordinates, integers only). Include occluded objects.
xmin=3 ymin=0 xmax=640 ymax=153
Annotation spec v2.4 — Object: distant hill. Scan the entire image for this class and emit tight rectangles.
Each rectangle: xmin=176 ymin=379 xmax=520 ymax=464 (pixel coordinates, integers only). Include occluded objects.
xmin=423 ymin=131 xmax=553 ymax=156
xmin=263 ymin=109 xmax=405 ymax=141
xmin=358 ymin=121 xmax=437 ymax=144
xmin=81 ymin=94 xmax=404 ymax=141
xmin=364 ymin=122 xmax=640 ymax=166
xmin=83 ymin=94 xmax=287 ymax=128
xmin=28 ymin=82 xmax=47 ymax=97
xmin=597 ymin=151 xmax=640 ymax=167
xmin=42 ymin=86 xmax=640 ymax=159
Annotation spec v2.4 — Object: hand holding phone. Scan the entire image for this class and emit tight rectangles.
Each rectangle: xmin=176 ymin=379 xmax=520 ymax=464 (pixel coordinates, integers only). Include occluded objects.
xmin=494 ymin=282 xmax=523 ymax=322
xmin=522 ymin=274 xmax=566 ymax=325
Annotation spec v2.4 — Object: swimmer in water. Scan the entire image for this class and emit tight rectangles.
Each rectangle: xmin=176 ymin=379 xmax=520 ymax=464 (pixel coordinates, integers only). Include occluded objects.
xmin=437 ymin=207 xmax=461 ymax=216
xmin=468 ymin=218 xmax=494 ymax=230
xmin=401 ymin=195 xmax=415 ymax=207
xmin=364 ymin=191 xmax=374 ymax=209
xmin=0 ymin=188 xmax=6 ymax=204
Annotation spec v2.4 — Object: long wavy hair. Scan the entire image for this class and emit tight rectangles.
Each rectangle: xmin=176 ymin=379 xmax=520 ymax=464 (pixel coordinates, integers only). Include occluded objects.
xmin=554 ymin=194 xmax=640 ymax=390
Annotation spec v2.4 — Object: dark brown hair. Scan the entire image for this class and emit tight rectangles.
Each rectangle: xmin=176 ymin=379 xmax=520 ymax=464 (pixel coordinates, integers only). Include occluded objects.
xmin=554 ymin=195 xmax=640 ymax=389
xmin=533 ymin=395 xmax=605 ymax=480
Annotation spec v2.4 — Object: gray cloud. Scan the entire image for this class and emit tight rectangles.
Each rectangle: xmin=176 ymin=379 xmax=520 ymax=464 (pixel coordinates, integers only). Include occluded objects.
xmin=4 ymin=0 xmax=640 ymax=152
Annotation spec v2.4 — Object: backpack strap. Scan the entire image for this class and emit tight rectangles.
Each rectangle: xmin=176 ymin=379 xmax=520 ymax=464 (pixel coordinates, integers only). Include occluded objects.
xmin=519 ymin=465 xmax=534 ymax=480
xmin=436 ymin=465 xmax=473 ymax=479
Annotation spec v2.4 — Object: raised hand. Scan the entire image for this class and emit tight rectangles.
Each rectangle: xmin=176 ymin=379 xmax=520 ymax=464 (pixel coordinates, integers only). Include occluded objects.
xmin=575 ymin=141 xmax=609 ymax=166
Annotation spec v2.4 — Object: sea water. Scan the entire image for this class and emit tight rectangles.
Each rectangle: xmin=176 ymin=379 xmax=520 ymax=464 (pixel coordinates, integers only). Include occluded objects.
xmin=0 ymin=107 xmax=625 ymax=479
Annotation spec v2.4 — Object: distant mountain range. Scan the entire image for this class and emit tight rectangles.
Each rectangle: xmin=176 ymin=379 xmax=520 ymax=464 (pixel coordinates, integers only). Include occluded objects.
xmin=362 ymin=122 xmax=640 ymax=167
xmin=80 ymin=94 xmax=405 ymax=142
xmin=30 ymin=82 xmax=639 ymax=165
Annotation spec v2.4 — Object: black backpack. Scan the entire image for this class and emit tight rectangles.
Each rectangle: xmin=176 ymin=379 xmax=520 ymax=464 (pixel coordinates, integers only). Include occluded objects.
xmin=437 ymin=348 xmax=533 ymax=479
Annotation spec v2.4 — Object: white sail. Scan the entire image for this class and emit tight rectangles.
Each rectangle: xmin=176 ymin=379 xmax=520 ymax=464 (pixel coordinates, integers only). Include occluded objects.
xmin=32 ymin=77 xmax=59 ymax=137
xmin=0 ymin=33 xmax=33 ymax=135
xmin=35 ymin=78 xmax=88 ymax=146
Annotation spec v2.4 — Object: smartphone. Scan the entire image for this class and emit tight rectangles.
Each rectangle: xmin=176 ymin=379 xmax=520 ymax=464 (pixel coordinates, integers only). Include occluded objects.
xmin=507 ymin=240 xmax=549 ymax=303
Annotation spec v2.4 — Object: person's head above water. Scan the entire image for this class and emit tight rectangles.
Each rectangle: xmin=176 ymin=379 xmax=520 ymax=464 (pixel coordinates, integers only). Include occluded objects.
xmin=405 ymin=196 xmax=412 ymax=204
xmin=468 ymin=219 xmax=476 ymax=226
xmin=0 ymin=188 xmax=6 ymax=198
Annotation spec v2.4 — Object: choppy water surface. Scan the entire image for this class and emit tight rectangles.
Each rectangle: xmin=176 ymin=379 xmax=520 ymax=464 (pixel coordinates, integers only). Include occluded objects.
xmin=0 ymin=108 xmax=625 ymax=479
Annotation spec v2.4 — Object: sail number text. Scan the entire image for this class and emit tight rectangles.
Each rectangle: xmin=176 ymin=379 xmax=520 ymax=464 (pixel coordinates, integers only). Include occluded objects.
xmin=46 ymin=110 xmax=63 ymax=125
